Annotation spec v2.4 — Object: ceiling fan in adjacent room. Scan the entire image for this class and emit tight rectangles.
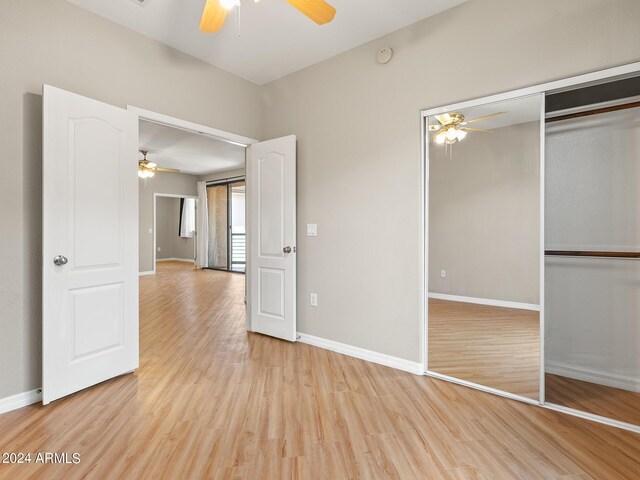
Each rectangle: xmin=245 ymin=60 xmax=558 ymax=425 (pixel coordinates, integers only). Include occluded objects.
xmin=138 ymin=150 xmax=180 ymax=179
xmin=429 ymin=111 xmax=507 ymax=145
xmin=199 ymin=0 xmax=336 ymax=33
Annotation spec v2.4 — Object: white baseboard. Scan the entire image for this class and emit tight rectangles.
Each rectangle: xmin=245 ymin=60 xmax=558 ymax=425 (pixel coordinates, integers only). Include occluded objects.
xmin=297 ymin=333 xmax=423 ymax=375
xmin=428 ymin=292 xmax=540 ymax=312
xmin=546 ymin=361 xmax=640 ymax=393
xmin=156 ymin=258 xmax=194 ymax=263
xmin=139 ymin=271 xmax=155 ymax=276
xmin=0 ymin=389 xmax=42 ymax=415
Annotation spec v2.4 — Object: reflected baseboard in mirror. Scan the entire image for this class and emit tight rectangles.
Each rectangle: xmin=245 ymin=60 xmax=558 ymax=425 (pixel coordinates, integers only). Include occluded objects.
xmin=428 ymin=299 xmax=540 ymax=400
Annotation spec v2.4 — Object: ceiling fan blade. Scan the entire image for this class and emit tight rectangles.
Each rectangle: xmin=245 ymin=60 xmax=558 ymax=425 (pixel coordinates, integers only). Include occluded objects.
xmin=287 ymin=0 xmax=336 ymax=25
xmin=461 ymin=127 xmax=494 ymax=133
xmin=463 ymin=111 xmax=507 ymax=124
xmin=434 ymin=113 xmax=453 ymax=126
xmin=200 ymin=0 xmax=229 ymax=33
xmin=156 ymin=167 xmax=181 ymax=173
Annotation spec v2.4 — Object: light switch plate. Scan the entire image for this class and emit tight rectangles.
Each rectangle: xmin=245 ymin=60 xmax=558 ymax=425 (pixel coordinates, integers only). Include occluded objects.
xmin=307 ymin=224 xmax=318 ymax=236
xmin=310 ymin=293 xmax=318 ymax=307
xmin=148 ymin=228 xmax=153 ymax=234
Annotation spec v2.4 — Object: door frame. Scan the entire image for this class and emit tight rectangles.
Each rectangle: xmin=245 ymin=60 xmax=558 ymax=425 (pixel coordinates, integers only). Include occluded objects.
xmin=153 ymin=193 xmax=198 ymax=274
xmin=420 ymin=60 xmax=640 ymax=433
xmin=128 ymin=106 xmax=258 ymax=331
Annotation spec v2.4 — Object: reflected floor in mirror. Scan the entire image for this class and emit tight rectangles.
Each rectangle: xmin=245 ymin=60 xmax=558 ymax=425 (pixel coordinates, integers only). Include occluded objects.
xmin=546 ymin=374 xmax=640 ymax=426
xmin=428 ymin=299 xmax=540 ymax=400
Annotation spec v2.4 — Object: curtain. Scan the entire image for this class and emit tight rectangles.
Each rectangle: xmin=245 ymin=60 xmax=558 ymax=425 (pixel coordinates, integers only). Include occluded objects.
xmin=195 ymin=182 xmax=209 ymax=269
xmin=207 ymin=184 xmax=229 ymax=269
xmin=180 ymin=198 xmax=196 ymax=238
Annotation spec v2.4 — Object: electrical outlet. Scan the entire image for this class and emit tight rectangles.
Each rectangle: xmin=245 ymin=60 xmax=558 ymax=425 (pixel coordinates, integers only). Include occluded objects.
xmin=309 ymin=293 xmax=318 ymax=307
xmin=157 ymin=247 xmax=161 ymax=252
xmin=440 ymin=270 xmax=446 ymax=278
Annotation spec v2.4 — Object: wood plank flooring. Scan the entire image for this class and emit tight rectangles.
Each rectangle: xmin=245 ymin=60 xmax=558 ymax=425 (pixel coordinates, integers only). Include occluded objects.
xmin=546 ymin=374 xmax=640 ymax=427
xmin=0 ymin=262 xmax=639 ymax=479
xmin=428 ymin=299 xmax=540 ymax=399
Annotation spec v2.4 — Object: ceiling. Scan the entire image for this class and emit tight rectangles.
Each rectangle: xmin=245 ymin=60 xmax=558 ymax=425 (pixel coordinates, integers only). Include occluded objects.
xmin=139 ymin=120 xmax=245 ymax=175
xmin=67 ymin=0 xmax=468 ymax=85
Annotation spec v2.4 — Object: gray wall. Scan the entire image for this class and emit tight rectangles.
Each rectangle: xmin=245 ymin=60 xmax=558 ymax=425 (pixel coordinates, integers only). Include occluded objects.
xmin=139 ymin=173 xmax=199 ymax=272
xmin=260 ymin=0 xmax=640 ymax=362
xmin=429 ymin=122 xmax=540 ymax=305
xmin=155 ymin=197 xmax=195 ymax=262
xmin=0 ymin=0 xmax=261 ymax=399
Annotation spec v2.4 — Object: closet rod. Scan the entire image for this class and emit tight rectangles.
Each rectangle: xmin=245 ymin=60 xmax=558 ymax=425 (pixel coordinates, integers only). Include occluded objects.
xmin=545 ymin=250 xmax=640 ymax=259
xmin=546 ymin=100 xmax=640 ymax=123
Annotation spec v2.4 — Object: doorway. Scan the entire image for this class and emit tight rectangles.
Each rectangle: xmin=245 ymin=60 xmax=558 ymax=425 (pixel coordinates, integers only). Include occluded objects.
xmin=206 ymin=179 xmax=246 ymax=273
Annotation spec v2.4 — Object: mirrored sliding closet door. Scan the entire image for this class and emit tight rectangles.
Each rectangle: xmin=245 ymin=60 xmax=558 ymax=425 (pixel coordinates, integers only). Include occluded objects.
xmin=427 ymin=94 xmax=543 ymax=401
xmin=544 ymin=75 xmax=640 ymax=427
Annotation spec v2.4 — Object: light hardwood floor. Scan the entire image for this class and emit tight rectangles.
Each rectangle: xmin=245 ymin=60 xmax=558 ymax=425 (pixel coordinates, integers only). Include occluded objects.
xmin=428 ymin=299 xmax=540 ymax=399
xmin=546 ymin=374 xmax=640 ymax=427
xmin=0 ymin=262 xmax=639 ymax=479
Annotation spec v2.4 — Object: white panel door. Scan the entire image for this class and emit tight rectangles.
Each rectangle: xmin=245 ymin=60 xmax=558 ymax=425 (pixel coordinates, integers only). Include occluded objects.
xmin=248 ymin=135 xmax=296 ymax=341
xmin=42 ymin=85 xmax=139 ymax=404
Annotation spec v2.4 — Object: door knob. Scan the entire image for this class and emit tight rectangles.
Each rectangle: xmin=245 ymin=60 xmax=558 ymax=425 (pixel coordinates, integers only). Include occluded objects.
xmin=53 ymin=255 xmax=68 ymax=266
xmin=282 ymin=246 xmax=292 ymax=254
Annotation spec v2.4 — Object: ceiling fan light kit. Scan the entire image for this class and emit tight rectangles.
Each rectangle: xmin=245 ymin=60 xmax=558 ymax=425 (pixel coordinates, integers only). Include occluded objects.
xmin=138 ymin=150 xmax=180 ymax=179
xmin=430 ymin=111 xmax=506 ymax=145
xmin=200 ymin=0 xmax=336 ymax=33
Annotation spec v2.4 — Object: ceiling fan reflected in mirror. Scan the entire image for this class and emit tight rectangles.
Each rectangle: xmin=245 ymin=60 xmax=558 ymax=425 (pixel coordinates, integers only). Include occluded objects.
xmin=138 ymin=150 xmax=180 ymax=179
xmin=200 ymin=0 xmax=337 ymax=33
xmin=430 ymin=111 xmax=507 ymax=145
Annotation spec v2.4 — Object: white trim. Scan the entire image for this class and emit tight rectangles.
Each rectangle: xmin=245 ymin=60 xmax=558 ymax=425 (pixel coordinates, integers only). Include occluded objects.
xmin=426 ymin=371 xmax=539 ymax=406
xmin=421 ymin=61 xmax=640 ymax=117
xmin=428 ymin=292 xmax=540 ymax=312
xmin=420 ymin=114 xmax=428 ymax=375
xmin=128 ymin=106 xmax=259 ymax=147
xmin=297 ymin=333 xmax=424 ymax=375
xmin=156 ymin=258 xmax=195 ymax=263
xmin=546 ymin=361 xmax=640 ymax=393
xmin=139 ymin=271 xmax=154 ymax=276
xmin=538 ymin=93 xmax=546 ymax=405
xmin=543 ymin=403 xmax=640 ymax=434
xmin=0 ymin=389 xmax=42 ymax=415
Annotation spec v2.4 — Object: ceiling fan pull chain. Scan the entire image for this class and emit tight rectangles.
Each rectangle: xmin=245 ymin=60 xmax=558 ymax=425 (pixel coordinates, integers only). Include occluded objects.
xmin=236 ymin=3 xmax=241 ymax=37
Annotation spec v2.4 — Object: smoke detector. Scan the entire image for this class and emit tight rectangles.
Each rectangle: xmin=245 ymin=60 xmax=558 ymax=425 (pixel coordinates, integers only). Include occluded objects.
xmin=376 ymin=47 xmax=393 ymax=65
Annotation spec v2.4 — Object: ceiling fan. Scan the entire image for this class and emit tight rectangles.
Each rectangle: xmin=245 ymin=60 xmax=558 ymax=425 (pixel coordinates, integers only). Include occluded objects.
xmin=138 ymin=150 xmax=180 ymax=179
xmin=429 ymin=111 xmax=507 ymax=145
xmin=200 ymin=0 xmax=336 ymax=33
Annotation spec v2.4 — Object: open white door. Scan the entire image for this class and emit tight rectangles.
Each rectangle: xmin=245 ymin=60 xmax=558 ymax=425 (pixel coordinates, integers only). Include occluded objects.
xmin=247 ymin=135 xmax=297 ymax=341
xmin=42 ymin=86 xmax=139 ymax=404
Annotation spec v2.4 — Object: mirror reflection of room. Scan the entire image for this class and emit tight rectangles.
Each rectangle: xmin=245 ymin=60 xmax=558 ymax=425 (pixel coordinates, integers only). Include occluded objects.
xmin=544 ymin=76 xmax=640 ymax=426
xmin=428 ymin=95 xmax=542 ymax=400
